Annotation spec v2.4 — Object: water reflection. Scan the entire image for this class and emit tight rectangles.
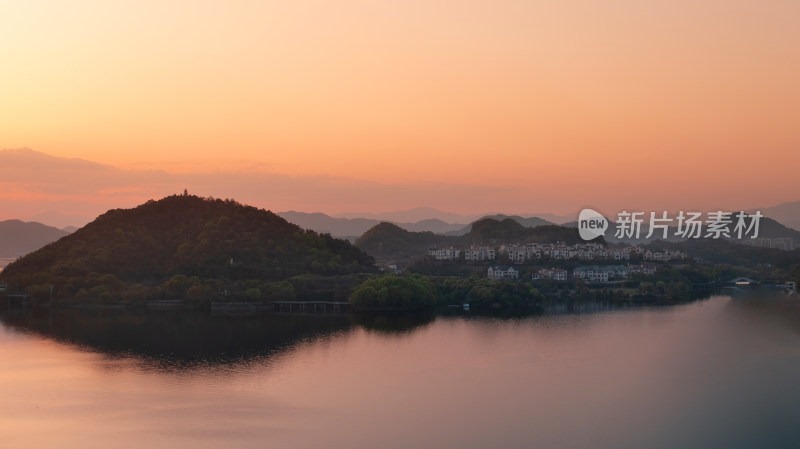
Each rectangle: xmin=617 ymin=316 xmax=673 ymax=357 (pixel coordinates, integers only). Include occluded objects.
xmin=3 ymin=297 xmax=798 ymax=370
xmin=0 ymin=308 xmax=357 ymax=369
xmin=0 ymin=307 xmax=450 ymax=370
xmin=3 ymin=296 xmax=800 ymax=449
xmin=352 ymin=311 xmax=436 ymax=335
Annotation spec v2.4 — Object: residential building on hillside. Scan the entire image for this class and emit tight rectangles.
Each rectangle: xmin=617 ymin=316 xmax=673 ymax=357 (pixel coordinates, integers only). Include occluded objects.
xmin=488 ymin=266 xmax=519 ymax=280
xmin=533 ymin=267 xmax=568 ymax=281
xmin=627 ymin=264 xmax=657 ymax=276
xmin=573 ymin=265 xmax=629 ymax=283
xmin=428 ymin=247 xmax=461 ymax=261
xmin=643 ymin=249 xmax=686 ymax=262
xmin=464 ymin=247 xmax=496 ymax=261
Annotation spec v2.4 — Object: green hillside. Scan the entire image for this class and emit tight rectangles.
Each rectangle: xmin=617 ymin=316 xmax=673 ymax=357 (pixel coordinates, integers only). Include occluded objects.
xmin=355 ymin=222 xmax=445 ymax=261
xmin=1 ymin=195 xmax=376 ymax=303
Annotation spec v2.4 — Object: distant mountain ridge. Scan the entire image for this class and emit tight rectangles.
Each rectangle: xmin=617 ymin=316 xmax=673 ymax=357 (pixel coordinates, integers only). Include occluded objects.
xmin=444 ymin=215 xmax=555 ymax=236
xmin=333 ymin=207 xmax=481 ymax=224
xmin=22 ymin=211 xmax=92 ymax=229
xmin=277 ymin=211 xmax=467 ymax=239
xmin=278 ymin=211 xmax=556 ymax=239
xmin=332 ymin=207 xmax=574 ymax=225
xmin=749 ymin=200 xmax=800 ymax=232
xmin=0 ymin=220 xmax=69 ymax=258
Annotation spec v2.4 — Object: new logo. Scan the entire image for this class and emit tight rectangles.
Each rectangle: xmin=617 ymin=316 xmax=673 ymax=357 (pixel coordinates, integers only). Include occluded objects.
xmin=578 ymin=209 xmax=608 ymax=240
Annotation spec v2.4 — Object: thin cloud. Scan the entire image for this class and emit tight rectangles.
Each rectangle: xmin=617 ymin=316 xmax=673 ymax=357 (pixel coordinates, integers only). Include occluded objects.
xmin=0 ymin=149 xmax=524 ymax=222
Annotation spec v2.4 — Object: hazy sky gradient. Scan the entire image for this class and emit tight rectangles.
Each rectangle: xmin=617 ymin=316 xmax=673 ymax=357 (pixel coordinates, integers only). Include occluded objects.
xmin=2 ymin=0 xmax=798 ymax=217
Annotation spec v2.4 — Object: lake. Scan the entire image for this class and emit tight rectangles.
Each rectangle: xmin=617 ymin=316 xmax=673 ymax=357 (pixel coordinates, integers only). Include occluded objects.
xmin=2 ymin=296 xmax=800 ymax=449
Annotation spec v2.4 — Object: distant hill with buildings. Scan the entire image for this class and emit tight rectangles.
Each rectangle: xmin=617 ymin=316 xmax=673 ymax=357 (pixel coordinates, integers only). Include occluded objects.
xmin=752 ymin=216 xmax=800 ymax=241
xmin=355 ymin=218 xmax=585 ymax=262
xmin=356 ymin=210 xmax=800 ymax=263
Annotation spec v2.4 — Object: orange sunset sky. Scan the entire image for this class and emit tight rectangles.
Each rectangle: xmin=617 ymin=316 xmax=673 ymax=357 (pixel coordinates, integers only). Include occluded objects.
xmin=1 ymin=0 xmax=799 ymax=222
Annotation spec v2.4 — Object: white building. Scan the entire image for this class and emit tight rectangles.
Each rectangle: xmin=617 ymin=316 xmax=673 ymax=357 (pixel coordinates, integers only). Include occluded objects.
xmin=533 ymin=267 xmax=568 ymax=281
xmin=608 ymin=248 xmax=631 ymax=260
xmin=627 ymin=264 xmax=657 ymax=276
xmin=643 ymin=249 xmax=686 ymax=262
xmin=573 ymin=265 xmax=629 ymax=283
xmin=506 ymin=245 xmax=540 ymax=263
xmin=428 ymin=247 xmax=461 ymax=261
xmin=464 ymin=247 xmax=496 ymax=261
xmin=774 ymin=238 xmax=794 ymax=251
xmin=488 ymin=266 xmax=519 ymax=280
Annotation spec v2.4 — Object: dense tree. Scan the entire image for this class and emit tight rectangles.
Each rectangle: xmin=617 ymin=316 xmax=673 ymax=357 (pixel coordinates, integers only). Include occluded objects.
xmin=0 ymin=195 xmax=377 ymax=303
xmin=349 ymin=275 xmax=436 ymax=309
xmin=464 ymin=278 xmax=544 ymax=309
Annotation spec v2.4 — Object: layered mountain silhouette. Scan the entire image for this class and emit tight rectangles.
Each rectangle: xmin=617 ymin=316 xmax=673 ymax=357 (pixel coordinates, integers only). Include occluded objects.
xmin=355 ymin=218 xmax=585 ymax=261
xmin=277 ymin=211 xmax=556 ymax=240
xmin=276 ymin=211 xmax=466 ymax=240
xmin=750 ymin=201 xmax=800 ymax=232
xmin=0 ymin=220 xmax=69 ymax=258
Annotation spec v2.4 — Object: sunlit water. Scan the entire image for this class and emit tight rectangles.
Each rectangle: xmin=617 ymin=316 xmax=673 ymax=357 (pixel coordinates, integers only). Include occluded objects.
xmin=2 ymin=296 xmax=800 ymax=449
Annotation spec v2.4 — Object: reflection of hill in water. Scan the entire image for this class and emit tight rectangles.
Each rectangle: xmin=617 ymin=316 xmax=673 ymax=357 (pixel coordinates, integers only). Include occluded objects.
xmin=1 ymin=309 xmax=355 ymax=367
xmin=351 ymin=311 xmax=436 ymax=335
xmin=0 ymin=308 xmax=437 ymax=368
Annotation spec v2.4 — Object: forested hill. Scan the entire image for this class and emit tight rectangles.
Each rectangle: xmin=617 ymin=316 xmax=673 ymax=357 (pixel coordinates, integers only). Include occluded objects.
xmin=355 ymin=218 xmax=588 ymax=261
xmin=1 ymin=195 xmax=376 ymax=300
xmin=466 ymin=218 xmax=583 ymax=244
xmin=355 ymin=222 xmax=445 ymax=261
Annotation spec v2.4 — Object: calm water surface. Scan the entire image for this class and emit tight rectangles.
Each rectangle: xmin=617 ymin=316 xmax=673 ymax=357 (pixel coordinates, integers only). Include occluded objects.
xmin=2 ymin=296 xmax=800 ymax=449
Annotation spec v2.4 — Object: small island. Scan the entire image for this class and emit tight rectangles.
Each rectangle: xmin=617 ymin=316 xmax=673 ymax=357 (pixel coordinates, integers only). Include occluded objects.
xmin=1 ymin=195 xmax=378 ymax=306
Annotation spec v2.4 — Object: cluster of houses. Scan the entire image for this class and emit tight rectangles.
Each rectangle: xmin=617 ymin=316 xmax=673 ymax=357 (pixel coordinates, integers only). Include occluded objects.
xmin=560 ymin=264 xmax=657 ymax=282
xmin=740 ymin=237 xmax=794 ymax=251
xmin=642 ymin=249 xmax=687 ymax=262
xmin=487 ymin=266 xmax=520 ymax=280
xmin=489 ymin=263 xmax=658 ymax=282
xmin=427 ymin=248 xmax=462 ymax=261
xmin=504 ymin=242 xmax=633 ymax=262
xmin=463 ymin=247 xmax=496 ymax=261
xmin=430 ymin=243 xmax=686 ymax=264
xmin=532 ymin=267 xmax=568 ymax=281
